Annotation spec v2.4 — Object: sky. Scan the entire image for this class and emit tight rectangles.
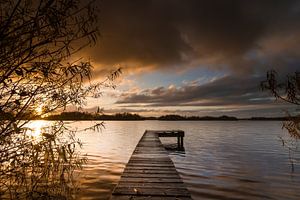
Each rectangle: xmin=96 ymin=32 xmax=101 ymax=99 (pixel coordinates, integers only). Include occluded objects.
xmin=78 ymin=0 xmax=300 ymax=117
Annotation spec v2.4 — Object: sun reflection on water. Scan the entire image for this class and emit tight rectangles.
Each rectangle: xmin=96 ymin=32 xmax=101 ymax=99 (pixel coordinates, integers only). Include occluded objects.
xmin=36 ymin=105 xmax=43 ymax=115
xmin=27 ymin=120 xmax=49 ymax=139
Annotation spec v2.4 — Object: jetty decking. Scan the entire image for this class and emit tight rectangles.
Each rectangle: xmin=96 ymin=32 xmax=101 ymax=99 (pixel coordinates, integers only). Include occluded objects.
xmin=111 ymin=130 xmax=192 ymax=200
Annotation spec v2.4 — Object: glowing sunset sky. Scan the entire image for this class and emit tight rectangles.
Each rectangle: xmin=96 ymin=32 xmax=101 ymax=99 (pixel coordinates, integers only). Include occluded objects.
xmin=78 ymin=0 xmax=300 ymax=117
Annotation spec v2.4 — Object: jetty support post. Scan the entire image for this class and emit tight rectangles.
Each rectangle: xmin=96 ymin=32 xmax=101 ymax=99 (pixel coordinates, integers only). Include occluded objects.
xmin=158 ymin=130 xmax=185 ymax=150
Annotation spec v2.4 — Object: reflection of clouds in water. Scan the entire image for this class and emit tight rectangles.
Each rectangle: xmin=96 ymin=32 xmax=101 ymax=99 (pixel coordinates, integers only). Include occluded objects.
xmin=72 ymin=121 xmax=145 ymax=200
xmin=20 ymin=120 xmax=300 ymax=200
xmin=74 ymin=121 xmax=300 ymax=200
xmin=76 ymin=158 xmax=124 ymax=200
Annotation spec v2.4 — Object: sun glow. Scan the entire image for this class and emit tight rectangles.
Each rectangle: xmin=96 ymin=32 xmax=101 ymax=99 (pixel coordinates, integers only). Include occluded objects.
xmin=27 ymin=120 xmax=48 ymax=139
xmin=36 ymin=105 xmax=43 ymax=115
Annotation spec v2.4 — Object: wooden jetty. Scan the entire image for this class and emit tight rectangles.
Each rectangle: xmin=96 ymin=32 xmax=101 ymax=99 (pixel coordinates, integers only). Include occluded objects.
xmin=111 ymin=130 xmax=192 ymax=200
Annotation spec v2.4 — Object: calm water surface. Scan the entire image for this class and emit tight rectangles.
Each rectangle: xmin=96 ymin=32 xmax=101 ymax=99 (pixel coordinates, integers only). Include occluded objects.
xmin=61 ymin=121 xmax=300 ymax=200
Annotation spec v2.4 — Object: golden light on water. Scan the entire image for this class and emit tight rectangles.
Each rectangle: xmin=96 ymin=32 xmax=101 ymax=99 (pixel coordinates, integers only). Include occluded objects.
xmin=36 ymin=105 xmax=43 ymax=115
xmin=27 ymin=120 xmax=48 ymax=138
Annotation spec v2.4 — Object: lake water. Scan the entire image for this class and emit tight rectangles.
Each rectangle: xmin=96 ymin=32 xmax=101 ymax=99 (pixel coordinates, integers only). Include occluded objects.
xmin=42 ymin=120 xmax=300 ymax=200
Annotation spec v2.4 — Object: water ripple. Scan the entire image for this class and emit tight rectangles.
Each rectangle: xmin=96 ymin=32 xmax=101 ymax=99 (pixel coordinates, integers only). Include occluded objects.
xmin=67 ymin=121 xmax=300 ymax=200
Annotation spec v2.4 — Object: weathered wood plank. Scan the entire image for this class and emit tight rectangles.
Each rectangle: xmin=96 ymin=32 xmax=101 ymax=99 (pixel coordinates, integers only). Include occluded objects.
xmin=128 ymin=160 xmax=174 ymax=166
xmin=111 ymin=196 xmax=192 ymax=200
xmin=113 ymin=187 xmax=190 ymax=196
xmin=111 ymin=130 xmax=192 ymax=200
xmin=123 ymin=169 xmax=179 ymax=174
xmin=122 ymin=167 xmax=178 ymax=171
xmin=129 ymin=158 xmax=172 ymax=162
xmin=118 ymin=177 xmax=183 ymax=183
xmin=121 ymin=173 xmax=181 ymax=178
xmin=116 ymin=182 xmax=187 ymax=189
xmin=126 ymin=164 xmax=175 ymax=167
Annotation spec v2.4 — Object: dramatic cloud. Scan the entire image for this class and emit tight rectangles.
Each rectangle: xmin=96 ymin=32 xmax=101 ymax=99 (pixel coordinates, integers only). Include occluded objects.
xmin=76 ymin=1 xmax=300 ymax=117
xmin=84 ymin=0 xmax=300 ymax=75
xmin=112 ymin=74 xmax=299 ymax=117
xmin=116 ymin=75 xmax=272 ymax=106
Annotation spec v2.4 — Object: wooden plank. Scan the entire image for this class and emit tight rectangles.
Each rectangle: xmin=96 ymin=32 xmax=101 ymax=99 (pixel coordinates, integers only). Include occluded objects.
xmin=113 ymin=187 xmax=190 ymax=196
xmin=121 ymin=173 xmax=181 ymax=178
xmin=123 ymin=167 xmax=177 ymax=171
xmin=123 ymin=170 xmax=179 ymax=174
xmin=130 ymin=157 xmax=172 ymax=162
xmin=128 ymin=161 xmax=173 ymax=164
xmin=111 ymin=130 xmax=192 ymax=200
xmin=131 ymin=153 xmax=168 ymax=159
xmin=118 ymin=177 xmax=183 ymax=183
xmin=121 ymin=167 xmax=178 ymax=172
xmin=116 ymin=182 xmax=187 ymax=189
xmin=111 ymin=196 xmax=192 ymax=200
xmin=126 ymin=163 xmax=175 ymax=167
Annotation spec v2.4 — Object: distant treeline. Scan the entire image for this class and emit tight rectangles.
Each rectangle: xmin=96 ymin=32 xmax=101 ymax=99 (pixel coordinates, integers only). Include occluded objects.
xmin=45 ymin=112 xmax=239 ymax=120
xmin=45 ymin=112 xmax=239 ymax=121
xmin=42 ymin=112 xmax=288 ymax=121
xmin=45 ymin=112 xmax=144 ymax=120
xmin=156 ymin=114 xmax=238 ymax=121
xmin=0 ymin=111 xmax=290 ymax=121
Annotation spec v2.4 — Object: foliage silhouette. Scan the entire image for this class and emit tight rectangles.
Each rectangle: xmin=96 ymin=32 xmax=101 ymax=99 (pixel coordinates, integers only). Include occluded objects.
xmin=44 ymin=112 xmax=240 ymax=121
xmin=261 ymin=70 xmax=300 ymax=171
xmin=0 ymin=0 xmax=120 ymax=199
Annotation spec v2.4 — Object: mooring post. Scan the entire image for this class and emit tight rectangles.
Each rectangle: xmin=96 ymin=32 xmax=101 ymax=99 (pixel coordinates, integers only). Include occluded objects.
xmin=177 ymin=136 xmax=184 ymax=149
xmin=180 ymin=136 xmax=184 ymax=149
xmin=157 ymin=130 xmax=185 ymax=150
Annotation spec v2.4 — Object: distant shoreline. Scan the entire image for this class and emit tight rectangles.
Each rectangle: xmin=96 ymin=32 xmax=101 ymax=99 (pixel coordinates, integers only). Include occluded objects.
xmin=40 ymin=119 xmax=286 ymax=121
xmin=36 ymin=112 xmax=288 ymax=121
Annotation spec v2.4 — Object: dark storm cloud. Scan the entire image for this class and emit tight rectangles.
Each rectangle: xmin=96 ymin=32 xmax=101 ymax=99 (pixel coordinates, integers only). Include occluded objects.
xmin=92 ymin=0 xmax=193 ymax=68
xmin=86 ymin=0 xmax=300 ymax=74
xmin=116 ymin=75 xmax=277 ymax=107
xmin=103 ymin=106 xmax=296 ymax=117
